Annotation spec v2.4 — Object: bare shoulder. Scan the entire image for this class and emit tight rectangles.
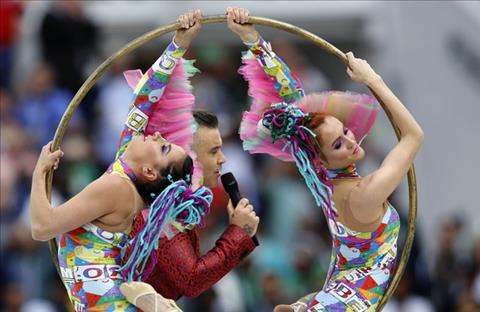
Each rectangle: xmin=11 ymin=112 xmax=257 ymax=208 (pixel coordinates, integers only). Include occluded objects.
xmin=347 ymin=176 xmax=384 ymax=224
xmin=80 ymin=174 xmax=135 ymax=209
xmin=96 ymin=174 xmax=136 ymax=200
xmin=91 ymin=174 xmax=141 ymax=229
xmin=40 ymin=173 xmax=136 ymax=235
xmin=349 ymin=174 xmax=378 ymax=205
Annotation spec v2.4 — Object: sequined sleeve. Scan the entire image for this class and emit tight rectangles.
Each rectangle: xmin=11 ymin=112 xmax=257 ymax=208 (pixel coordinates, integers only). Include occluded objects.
xmin=123 ymin=218 xmax=257 ymax=299
xmin=115 ymin=40 xmax=187 ymax=158
xmin=244 ymin=36 xmax=305 ymax=103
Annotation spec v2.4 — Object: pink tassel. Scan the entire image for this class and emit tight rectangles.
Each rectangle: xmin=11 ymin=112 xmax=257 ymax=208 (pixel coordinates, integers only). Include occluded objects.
xmin=238 ymin=58 xmax=295 ymax=161
xmin=123 ymin=60 xmax=206 ymax=202
xmin=296 ymin=92 xmax=379 ymax=144
xmin=238 ymin=58 xmax=283 ymax=114
xmin=144 ymin=61 xmax=196 ymax=155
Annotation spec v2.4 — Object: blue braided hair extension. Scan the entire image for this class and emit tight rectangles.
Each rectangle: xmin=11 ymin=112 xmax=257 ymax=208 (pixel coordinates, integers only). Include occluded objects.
xmin=262 ymin=103 xmax=319 ymax=159
xmin=120 ymin=177 xmax=212 ymax=282
xmin=262 ymin=102 xmax=338 ymax=227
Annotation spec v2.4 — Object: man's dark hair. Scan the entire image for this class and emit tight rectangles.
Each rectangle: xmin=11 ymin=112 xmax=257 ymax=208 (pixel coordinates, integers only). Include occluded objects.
xmin=193 ymin=110 xmax=218 ymax=129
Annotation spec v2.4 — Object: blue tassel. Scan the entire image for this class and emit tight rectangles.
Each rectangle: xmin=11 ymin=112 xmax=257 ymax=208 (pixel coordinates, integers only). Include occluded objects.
xmin=289 ymin=144 xmax=334 ymax=214
xmin=120 ymin=180 xmax=212 ymax=281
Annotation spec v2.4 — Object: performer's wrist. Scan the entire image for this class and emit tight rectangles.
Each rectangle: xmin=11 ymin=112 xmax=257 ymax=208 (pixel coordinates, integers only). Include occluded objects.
xmin=173 ymin=35 xmax=189 ymax=49
xmin=365 ymin=74 xmax=383 ymax=88
xmin=33 ymin=166 xmax=48 ymax=178
xmin=242 ymin=32 xmax=260 ymax=45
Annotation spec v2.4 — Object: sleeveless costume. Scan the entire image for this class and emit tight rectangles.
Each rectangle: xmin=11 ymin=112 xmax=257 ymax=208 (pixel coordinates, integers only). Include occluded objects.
xmin=57 ymin=158 xmax=136 ymax=311
xmin=57 ymin=39 xmax=206 ymax=311
xmin=238 ymin=37 xmax=399 ymax=311
xmin=308 ymin=202 xmax=399 ymax=311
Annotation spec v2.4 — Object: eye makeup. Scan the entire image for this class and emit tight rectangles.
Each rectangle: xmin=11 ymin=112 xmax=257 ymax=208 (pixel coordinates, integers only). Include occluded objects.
xmin=332 ymin=128 xmax=350 ymax=150
xmin=161 ymin=144 xmax=171 ymax=155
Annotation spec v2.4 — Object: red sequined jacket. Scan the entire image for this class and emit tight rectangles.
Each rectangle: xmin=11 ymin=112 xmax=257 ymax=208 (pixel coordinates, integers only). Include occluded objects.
xmin=123 ymin=214 xmax=257 ymax=300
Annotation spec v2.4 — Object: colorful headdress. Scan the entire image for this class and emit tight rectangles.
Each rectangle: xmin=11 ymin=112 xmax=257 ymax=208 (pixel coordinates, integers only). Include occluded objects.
xmin=238 ymin=55 xmax=380 ymax=224
xmin=123 ymin=59 xmax=205 ymax=187
xmin=122 ymin=59 xmax=199 ymax=155
xmin=119 ymin=59 xmax=213 ymax=281
xmin=258 ymin=102 xmax=336 ymax=216
xmin=239 ymin=58 xmax=380 ymax=162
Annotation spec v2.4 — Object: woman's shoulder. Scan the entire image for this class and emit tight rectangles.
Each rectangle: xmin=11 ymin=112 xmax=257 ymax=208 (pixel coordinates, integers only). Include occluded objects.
xmin=99 ymin=172 xmax=133 ymax=188
xmin=92 ymin=174 xmax=143 ymax=231
xmin=334 ymin=177 xmax=385 ymax=227
xmin=332 ymin=178 xmax=363 ymax=199
xmin=89 ymin=174 xmax=138 ymax=208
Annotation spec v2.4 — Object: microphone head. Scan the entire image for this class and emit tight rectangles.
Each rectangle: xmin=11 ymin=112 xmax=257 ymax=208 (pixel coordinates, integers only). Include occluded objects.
xmin=221 ymin=172 xmax=237 ymax=189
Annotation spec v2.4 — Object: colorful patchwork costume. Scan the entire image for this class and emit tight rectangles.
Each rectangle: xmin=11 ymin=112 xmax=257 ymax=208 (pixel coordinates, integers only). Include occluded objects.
xmin=58 ymin=39 xmax=203 ymax=311
xmin=308 ymin=202 xmax=399 ymax=311
xmin=238 ymin=37 xmax=400 ymax=311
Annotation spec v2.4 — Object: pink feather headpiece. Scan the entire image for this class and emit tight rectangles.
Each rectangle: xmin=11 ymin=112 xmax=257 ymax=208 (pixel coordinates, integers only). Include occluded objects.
xmin=123 ymin=60 xmax=203 ymax=190
xmin=239 ymin=58 xmax=380 ymax=162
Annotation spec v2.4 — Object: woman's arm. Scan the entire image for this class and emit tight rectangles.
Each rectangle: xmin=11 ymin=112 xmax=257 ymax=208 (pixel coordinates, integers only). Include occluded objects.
xmin=115 ymin=10 xmax=202 ymax=158
xmin=347 ymin=52 xmax=424 ymax=223
xmin=226 ymin=7 xmax=304 ymax=104
xmin=30 ymin=143 xmax=129 ymax=241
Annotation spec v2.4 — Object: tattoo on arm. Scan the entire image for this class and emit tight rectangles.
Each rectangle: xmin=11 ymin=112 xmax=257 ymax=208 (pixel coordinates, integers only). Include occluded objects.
xmin=242 ymin=224 xmax=254 ymax=236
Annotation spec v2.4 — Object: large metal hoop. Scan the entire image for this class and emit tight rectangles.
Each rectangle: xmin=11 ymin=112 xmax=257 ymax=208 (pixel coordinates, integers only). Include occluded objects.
xmin=46 ymin=15 xmax=417 ymax=311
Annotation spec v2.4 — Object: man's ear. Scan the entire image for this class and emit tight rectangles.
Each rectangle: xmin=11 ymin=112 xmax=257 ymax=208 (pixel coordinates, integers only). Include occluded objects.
xmin=141 ymin=166 xmax=158 ymax=182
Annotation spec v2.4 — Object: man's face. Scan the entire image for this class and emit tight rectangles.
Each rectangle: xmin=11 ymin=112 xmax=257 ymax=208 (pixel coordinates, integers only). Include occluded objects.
xmin=192 ymin=127 xmax=226 ymax=188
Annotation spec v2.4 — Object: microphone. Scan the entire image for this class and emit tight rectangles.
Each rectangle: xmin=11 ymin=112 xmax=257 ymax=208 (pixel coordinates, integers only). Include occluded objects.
xmin=221 ymin=172 xmax=259 ymax=246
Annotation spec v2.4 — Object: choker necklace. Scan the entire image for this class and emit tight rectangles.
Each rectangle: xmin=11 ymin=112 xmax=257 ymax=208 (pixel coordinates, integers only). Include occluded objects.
xmin=326 ymin=164 xmax=360 ymax=180
xmin=107 ymin=157 xmax=138 ymax=182
xmin=118 ymin=158 xmax=137 ymax=182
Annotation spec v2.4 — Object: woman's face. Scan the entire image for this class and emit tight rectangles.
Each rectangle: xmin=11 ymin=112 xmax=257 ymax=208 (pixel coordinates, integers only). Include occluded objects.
xmin=314 ymin=116 xmax=365 ymax=169
xmin=127 ymin=131 xmax=186 ymax=177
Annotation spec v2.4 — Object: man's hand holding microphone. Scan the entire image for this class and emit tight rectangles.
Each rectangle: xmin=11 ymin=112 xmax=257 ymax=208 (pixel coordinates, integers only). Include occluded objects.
xmin=227 ymin=198 xmax=259 ymax=237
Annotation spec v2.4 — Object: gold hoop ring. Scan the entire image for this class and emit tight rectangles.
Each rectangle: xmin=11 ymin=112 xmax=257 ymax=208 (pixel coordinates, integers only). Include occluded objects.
xmin=45 ymin=15 xmax=417 ymax=311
